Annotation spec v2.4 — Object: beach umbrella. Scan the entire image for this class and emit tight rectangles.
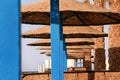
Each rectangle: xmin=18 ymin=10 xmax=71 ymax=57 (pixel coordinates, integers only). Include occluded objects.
xmin=22 ymin=26 xmax=108 ymax=38
xmin=41 ymin=49 xmax=90 ymax=54
xmin=27 ymin=38 xmax=94 ymax=46
xmin=40 ymin=49 xmax=91 ymax=59
xmin=21 ymin=0 xmax=120 ymax=26
xmin=36 ymin=45 xmax=94 ymax=50
xmin=41 ymin=52 xmax=86 ymax=59
xmin=67 ymin=54 xmax=85 ymax=59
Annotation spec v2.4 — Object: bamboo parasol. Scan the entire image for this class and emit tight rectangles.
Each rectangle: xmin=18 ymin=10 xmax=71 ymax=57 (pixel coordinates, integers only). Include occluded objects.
xmin=41 ymin=49 xmax=90 ymax=54
xmin=36 ymin=45 xmax=94 ymax=50
xmin=21 ymin=0 xmax=120 ymax=25
xmin=42 ymin=52 xmax=86 ymax=59
xmin=22 ymin=26 xmax=108 ymax=38
xmin=43 ymin=52 xmax=86 ymax=59
xmin=27 ymin=38 xmax=94 ymax=46
xmin=40 ymin=49 xmax=89 ymax=59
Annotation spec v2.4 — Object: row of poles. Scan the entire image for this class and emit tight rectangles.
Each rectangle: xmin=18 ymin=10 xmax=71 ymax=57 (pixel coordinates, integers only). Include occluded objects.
xmin=0 ymin=0 xmax=120 ymax=80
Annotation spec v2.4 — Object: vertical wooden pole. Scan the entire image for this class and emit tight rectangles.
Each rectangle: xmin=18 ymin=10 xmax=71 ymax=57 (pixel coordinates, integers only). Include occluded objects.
xmin=0 ymin=0 xmax=20 ymax=80
xmin=50 ymin=0 xmax=64 ymax=80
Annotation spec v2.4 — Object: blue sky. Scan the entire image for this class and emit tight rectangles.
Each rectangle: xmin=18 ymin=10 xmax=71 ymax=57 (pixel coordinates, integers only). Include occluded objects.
xmin=21 ymin=0 xmax=109 ymax=72
xmin=21 ymin=24 xmax=50 ymax=72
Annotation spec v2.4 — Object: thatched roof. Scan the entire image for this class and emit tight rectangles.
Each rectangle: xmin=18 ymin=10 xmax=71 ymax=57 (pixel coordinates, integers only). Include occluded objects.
xmin=40 ymin=49 xmax=90 ymax=59
xmin=27 ymin=38 xmax=94 ymax=46
xmin=50 ymin=53 xmax=85 ymax=59
xmin=42 ymin=52 xmax=86 ymax=59
xmin=41 ymin=49 xmax=90 ymax=53
xmin=22 ymin=26 xmax=108 ymax=38
xmin=21 ymin=0 xmax=120 ymax=25
xmin=36 ymin=45 xmax=94 ymax=50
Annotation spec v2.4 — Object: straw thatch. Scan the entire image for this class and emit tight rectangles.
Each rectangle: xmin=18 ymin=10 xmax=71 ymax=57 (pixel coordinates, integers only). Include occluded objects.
xmin=27 ymin=38 xmax=94 ymax=46
xmin=83 ymin=49 xmax=91 ymax=70
xmin=108 ymin=0 xmax=120 ymax=71
xmin=22 ymin=26 xmax=108 ymax=38
xmin=93 ymin=0 xmax=106 ymax=71
xmin=45 ymin=52 xmax=85 ymax=59
xmin=36 ymin=45 xmax=94 ymax=50
xmin=68 ymin=54 xmax=85 ymax=59
xmin=42 ymin=49 xmax=90 ymax=53
xmin=40 ymin=50 xmax=87 ymax=59
xmin=94 ymin=48 xmax=105 ymax=70
xmin=21 ymin=0 xmax=120 ymax=25
xmin=93 ymin=27 xmax=105 ymax=68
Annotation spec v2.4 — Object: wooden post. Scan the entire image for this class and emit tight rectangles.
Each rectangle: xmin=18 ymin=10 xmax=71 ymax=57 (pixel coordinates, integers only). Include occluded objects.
xmin=0 ymin=0 xmax=20 ymax=80
xmin=50 ymin=0 xmax=64 ymax=80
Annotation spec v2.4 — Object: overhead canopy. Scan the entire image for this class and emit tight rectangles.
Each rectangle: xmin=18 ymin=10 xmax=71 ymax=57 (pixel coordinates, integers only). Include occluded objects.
xmin=36 ymin=45 xmax=94 ymax=50
xmin=27 ymin=38 xmax=94 ymax=46
xmin=44 ymin=53 xmax=86 ymax=59
xmin=21 ymin=0 xmax=120 ymax=25
xmin=41 ymin=49 xmax=90 ymax=53
xmin=40 ymin=49 xmax=91 ymax=59
xmin=22 ymin=26 xmax=108 ymax=38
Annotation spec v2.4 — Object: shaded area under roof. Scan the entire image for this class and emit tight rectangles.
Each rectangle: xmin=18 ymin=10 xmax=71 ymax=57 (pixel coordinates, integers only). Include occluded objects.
xmin=21 ymin=0 xmax=120 ymax=25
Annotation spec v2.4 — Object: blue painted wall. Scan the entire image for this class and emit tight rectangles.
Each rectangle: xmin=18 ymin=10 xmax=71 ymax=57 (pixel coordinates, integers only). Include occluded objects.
xmin=0 ymin=0 xmax=20 ymax=80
